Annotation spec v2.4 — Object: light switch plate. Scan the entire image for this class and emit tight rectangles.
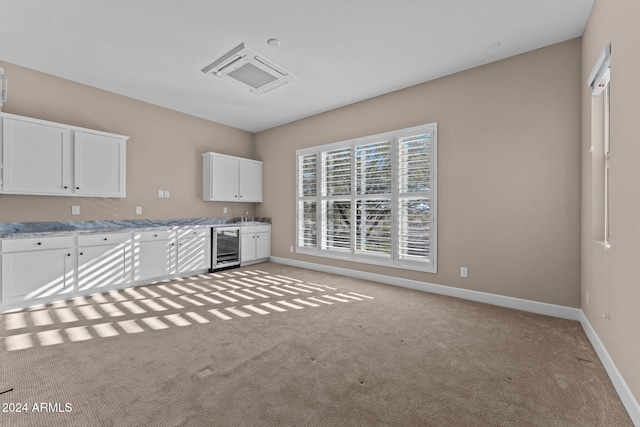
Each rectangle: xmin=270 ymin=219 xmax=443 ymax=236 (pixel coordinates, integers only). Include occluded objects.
xmin=460 ymin=267 xmax=468 ymax=278
xmin=164 ymin=190 xmax=170 ymax=198
xmin=72 ymin=206 xmax=80 ymax=215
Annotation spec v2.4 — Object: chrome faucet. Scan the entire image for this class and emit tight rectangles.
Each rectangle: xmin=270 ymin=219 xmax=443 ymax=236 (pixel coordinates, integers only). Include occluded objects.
xmin=242 ymin=211 xmax=249 ymax=222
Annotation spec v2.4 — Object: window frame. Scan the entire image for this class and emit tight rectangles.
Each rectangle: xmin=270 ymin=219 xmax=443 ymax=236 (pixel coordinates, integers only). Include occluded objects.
xmin=588 ymin=44 xmax=611 ymax=249
xmin=295 ymin=123 xmax=437 ymax=273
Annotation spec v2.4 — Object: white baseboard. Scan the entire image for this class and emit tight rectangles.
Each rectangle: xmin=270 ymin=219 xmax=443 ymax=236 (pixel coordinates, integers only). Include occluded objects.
xmin=270 ymin=256 xmax=581 ymax=320
xmin=580 ymin=313 xmax=640 ymax=426
xmin=270 ymin=256 xmax=639 ymax=425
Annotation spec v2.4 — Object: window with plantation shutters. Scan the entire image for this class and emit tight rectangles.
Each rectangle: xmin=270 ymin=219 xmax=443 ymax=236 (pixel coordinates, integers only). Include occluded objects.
xmin=297 ymin=153 xmax=317 ymax=248
xmin=398 ymin=132 xmax=433 ymax=264
xmin=296 ymin=123 xmax=437 ymax=273
xmin=322 ymin=147 xmax=351 ymax=196
xmin=356 ymin=139 xmax=392 ymax=257
xmin=322 ymin=200 xmax=351 ymax=251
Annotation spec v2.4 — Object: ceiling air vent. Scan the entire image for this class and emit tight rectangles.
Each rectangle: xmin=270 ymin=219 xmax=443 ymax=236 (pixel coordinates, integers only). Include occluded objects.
xmin=201 ymin=43 xmax=298 ymax=95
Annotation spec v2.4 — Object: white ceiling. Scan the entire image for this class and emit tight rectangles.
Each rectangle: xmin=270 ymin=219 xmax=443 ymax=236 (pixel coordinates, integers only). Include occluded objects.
xmin=0 ymin=0 xmax=594 ymax=133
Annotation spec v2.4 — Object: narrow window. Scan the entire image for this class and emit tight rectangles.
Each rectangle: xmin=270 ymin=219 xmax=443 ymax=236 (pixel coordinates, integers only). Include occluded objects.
xmin=588 ymin=44 xmax=611 ymax=247
xmin=297 ymin=153 xmax=318 ymax=249
xmin=398 ymin=130 xmax=435 ymax=267
xmin=356 ymin=139 xmax=392 ymax=257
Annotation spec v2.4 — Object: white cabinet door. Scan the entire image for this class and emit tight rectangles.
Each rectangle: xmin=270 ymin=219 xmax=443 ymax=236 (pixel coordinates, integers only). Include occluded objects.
xmin=78 ymin=244 xmax=129 ymax=291
xmin=240 ymin=226 xmax=270 ymax=265
xmin=77 ymin=234 xmax=131 ymax=291
xmin=2 ymin=248 xmax=75 ymax=305
xmin=1 ymin=117 xmax=72 ymax=195
xmin=133 ymin=232 xmax=176 ymax=281
xmin=241 ymin=231 xmax=257 ymax=263
xmin=238 ymin=159 xmax=262 ymax=202
xmin=203 ymin=153 xmax=238 ymax=201
xmin=177 ymin=228 xmax=211 ymax=274
xmin=74 ymin=131 xmax=126 ymax=198
xmin=255 ymin=231 xmax=270 ymax=260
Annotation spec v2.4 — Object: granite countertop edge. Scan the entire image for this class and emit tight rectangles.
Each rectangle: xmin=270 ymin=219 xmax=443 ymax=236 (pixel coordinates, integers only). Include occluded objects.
xmin=0 ymin=217 xmax=271 ymax=239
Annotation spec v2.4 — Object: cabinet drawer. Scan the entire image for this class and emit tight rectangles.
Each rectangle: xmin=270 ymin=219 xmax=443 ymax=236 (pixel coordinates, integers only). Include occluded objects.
xmin=2 ymin=235 xmax=75 ymax=253
xmin=177 ymin=228 xmax=210 ymax=239
xmin=241 ymin=225 xmax=270 ymax=234
xmin=78 ymin=232 xmax=131 ymax=247
xmin=134 ymin=229 xmax=175 ymax=242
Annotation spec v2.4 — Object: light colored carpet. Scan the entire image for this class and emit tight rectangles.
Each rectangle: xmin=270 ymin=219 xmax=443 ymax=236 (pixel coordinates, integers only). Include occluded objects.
xmin=0 ymin=262 xmax=633 ymax=426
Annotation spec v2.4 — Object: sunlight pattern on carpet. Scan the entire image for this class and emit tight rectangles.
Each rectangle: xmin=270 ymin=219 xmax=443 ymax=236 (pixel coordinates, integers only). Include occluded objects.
xmin=0 ymin=269 xmax=374 ymax=352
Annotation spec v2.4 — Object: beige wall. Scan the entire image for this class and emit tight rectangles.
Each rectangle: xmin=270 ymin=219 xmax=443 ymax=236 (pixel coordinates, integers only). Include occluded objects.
xmin=255 ymin=39 xmax=582 ymax=308
xmin=0 ymin=61 xmax=256 ymax=222
xmin=581 ymin=0 xmax=640 ymax=407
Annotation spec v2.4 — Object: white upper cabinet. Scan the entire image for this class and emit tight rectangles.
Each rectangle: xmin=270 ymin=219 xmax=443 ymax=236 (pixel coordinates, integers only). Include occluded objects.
xmin=202 ymin=152 xmax=262 ymax=202
xmin=203 ymin=152 xmax=238 ymax=201
xmin=0 ymin=113 xmax=128 ymax=198
xmin=74 ymin=130 xmax=126 ymax=197
xmin=238 ymin=158 xmax=262 ymax=202
xmin=1 ymin=117 xmax=73 ymax=195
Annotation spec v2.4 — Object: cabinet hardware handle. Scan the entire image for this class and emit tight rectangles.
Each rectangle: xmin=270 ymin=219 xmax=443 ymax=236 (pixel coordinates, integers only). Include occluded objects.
xmin=67 ymin=253 xmax=71 ymax=256
xmin=80 ymin=252 xmax=83 ymax=255
xmin=154 ymin=234 xmax=158 ymax=237
xmin=76 ymin=187 xmax=80 ymax=190
xmin=64 ymin=186 xmax=68 ymax=189
xmin=37 ymin=242 xmax=42 ymax=245
xmin=104 ymin=238 xmax=108 ymax=241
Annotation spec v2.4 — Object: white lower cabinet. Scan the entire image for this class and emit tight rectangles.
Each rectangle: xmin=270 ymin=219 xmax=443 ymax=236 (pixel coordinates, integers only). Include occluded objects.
xmin=0 ymin=225 xmax=219 ymax=311
xmin=133 ymin=230 xmax=176 ymax=281
xmin=77 ymin=232 xmax=131 ymax=291
xmin=177 ymin=228 xmax=211 ymax=274
xmin=1 ymin=236 xmax=75 ymax=305
xmin=241 ymin=225 xmax=270 ymax=266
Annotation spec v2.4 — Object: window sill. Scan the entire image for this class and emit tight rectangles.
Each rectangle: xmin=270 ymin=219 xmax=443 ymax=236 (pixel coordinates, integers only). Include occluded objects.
xmin=296 ymin=247 xmax=437 ymax=274
xmin=593 ymin=239 xmax=611 ymax=249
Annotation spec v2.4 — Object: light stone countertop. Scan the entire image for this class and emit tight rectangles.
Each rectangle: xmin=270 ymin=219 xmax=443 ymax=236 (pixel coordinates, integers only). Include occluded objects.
xmin=0 ymin=217 xmax=271 ymax=239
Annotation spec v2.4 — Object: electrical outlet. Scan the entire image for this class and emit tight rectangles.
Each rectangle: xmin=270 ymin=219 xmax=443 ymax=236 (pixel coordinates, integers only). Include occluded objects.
xmin=71 ymin=206 xmax=80 ymax=215
xmin=290 ymin=245 xmax=294 ymax=252
xmin=586 ymin=290 xmax=589 ymax=305
xmin=164 ymin=190 xmax=170 ymax=198
xmin=158 ymin=190 xmax=164 ymax=198
xmin=136 ymin=207 xmax=142 ymax=215
xmin=460 ymin=267 xmax=468 ymax=278
xmin=223 ymin=207 xmax=228 ymax=214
